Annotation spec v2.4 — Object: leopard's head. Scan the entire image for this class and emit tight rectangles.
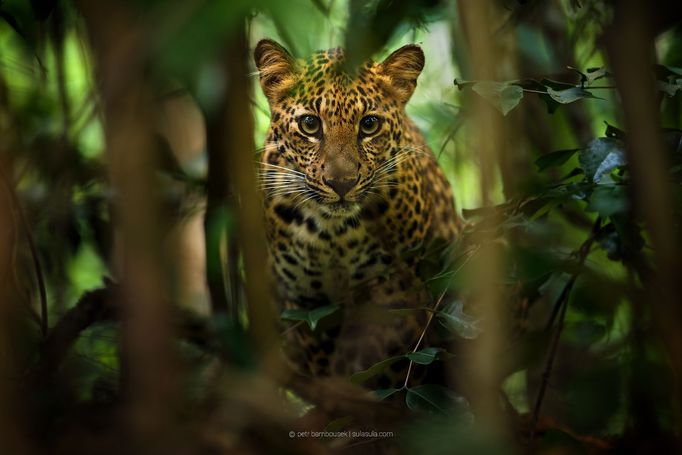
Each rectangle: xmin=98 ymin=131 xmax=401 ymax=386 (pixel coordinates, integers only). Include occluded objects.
xmin=255 ymin=39 xmax=424 ymax=218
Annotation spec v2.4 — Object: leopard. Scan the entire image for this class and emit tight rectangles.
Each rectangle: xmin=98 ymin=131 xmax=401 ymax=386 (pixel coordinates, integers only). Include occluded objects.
xmin=254 ymin=38 xmax=462 ymax=391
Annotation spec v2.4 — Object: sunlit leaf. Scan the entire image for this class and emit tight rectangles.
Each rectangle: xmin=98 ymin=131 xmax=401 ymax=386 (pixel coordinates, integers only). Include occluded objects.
xmin=585 ymin=67 xmax=609 ymax=84
xmin=471 ymin=81 xmax=524 ymax=115
xmin=547 ymin=86 xmax=598 ymax=104
xmin=657 ymin=80 xmax=682 ymax=97
xmin=579 ymin=138 xmax=627 ymax=183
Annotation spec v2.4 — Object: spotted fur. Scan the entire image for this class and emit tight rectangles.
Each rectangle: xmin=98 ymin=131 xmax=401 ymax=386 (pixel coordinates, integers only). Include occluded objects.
xmin=254 ymin=39 xmax=461 ymax=388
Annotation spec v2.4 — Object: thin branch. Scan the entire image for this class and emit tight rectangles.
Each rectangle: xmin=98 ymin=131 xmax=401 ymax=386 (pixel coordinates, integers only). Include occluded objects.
xmin=530 ymin=217 xmax=601 ymax=444
xmin=401 ymin=288 xmax=447 ymax=389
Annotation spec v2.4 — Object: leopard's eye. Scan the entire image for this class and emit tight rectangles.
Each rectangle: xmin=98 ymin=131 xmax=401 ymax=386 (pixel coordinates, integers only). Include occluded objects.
xmin=360 ymin=115 xmax=381 ymax=136
xmin=299 ymin=115 xmax=321 ymax=135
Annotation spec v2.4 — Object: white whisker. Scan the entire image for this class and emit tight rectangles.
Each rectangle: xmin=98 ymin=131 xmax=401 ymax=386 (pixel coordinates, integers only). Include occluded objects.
xmin=259 ymin=162 xmax=306 ymax=176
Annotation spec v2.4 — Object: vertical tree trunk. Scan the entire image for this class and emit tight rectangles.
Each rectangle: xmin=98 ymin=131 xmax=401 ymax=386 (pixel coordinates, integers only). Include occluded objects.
xmin=222 ymin=23 xmax=280 ymax=364
xmin=606 ymin=2 xmax=682 ymax=447
xmin=0 ymin=78 xmax=30 ymax=454
xmin=76 ymin=2 xmax=179 ymax=449
xmin=456 ymin=1 xmax=514 ymax=440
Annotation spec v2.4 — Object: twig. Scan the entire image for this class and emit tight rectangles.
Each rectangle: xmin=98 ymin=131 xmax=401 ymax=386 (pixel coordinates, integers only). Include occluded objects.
xmin=401 ymin=288 xmax=448 ymax=389
xmin=529 ymin=218 xmax=601 ymax=444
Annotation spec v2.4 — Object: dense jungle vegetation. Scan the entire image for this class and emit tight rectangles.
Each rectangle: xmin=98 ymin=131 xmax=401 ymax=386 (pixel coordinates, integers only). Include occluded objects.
xmin=0 ymin=0 xmax=681 ymax=453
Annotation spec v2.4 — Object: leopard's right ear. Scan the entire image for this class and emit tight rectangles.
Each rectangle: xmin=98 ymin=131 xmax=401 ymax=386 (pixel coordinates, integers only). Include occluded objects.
xmin=254 ymin=39 xmax=297 ymax=103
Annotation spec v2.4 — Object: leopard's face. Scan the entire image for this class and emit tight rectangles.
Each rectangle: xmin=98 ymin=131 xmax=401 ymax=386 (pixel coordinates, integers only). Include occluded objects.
xmin=255 ymin=40 xmax=424 ymax=218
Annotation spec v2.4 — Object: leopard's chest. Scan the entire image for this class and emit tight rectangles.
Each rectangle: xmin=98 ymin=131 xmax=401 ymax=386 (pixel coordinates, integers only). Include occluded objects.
xmin=267 ymin=205 xmax=394 ymax=305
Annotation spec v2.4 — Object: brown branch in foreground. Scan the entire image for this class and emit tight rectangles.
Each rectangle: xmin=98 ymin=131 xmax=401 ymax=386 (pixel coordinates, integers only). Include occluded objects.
xmin=30 ymin=285 xmax=116 ymax=383
xmin=76 ymin=0 xmax=179 ymax=447
xmin=29 ymin=282 xmax=227 ymax=385
xmin=529 ymin=218 xmax=601 ymax=444
xmin=605 ymin=3 xmax=682 ymax=447
xmin=204 ymin=85 xmax=230 ymax=315
xmin=0 ymin=154 xmax=31 ymax=455
xmin=457 ymin=0 xmax=513 ymax=438
xmin=0 ymin=164 xmax=48 ymax=336
xmin=222 ymin=22 xmax=280 ymax=364
xmin=25 ymin=282 xmax=399 ymax=436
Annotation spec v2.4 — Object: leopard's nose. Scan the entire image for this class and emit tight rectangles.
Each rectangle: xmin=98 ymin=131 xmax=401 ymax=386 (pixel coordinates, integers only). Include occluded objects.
xmin=323 ymin=175 xmax=359 ymax=199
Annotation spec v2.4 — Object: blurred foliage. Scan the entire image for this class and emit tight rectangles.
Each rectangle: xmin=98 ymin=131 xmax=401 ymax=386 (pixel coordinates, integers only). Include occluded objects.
xmin=0 ymin=0 xmax=680 ymax=453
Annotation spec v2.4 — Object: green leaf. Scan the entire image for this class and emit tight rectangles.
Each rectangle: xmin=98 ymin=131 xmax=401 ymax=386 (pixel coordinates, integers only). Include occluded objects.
xmin=472 ymin=82 xmax=524 ymax=115
xmin=406 ymin=347 xmax=454 ymax=365
xmin=585 ymin=67 xmax=609 ymax=84
xmin=657 ymin=80 xmax=682 ymax=97
xmin=535 ymin=148 xmax=580 ymax=171
xmin=405 ymin=384 xmax=471 ymax=416
xmin=373 ymin=388 xmax=402 ymax=400
xmin=280 ymin=304 xmax=339 ymax=331
xmin=586 ymin=185 xmax=628 ymax=217
xmin=436 ymin=302 xmax=481 ymax=339
xmin=547 ymin=87 xmax=598 ymax=104
xmin=579 ymin=138 xmax=627 ymax=183
xmin=350 ymin=355 xmax=404 ymax=384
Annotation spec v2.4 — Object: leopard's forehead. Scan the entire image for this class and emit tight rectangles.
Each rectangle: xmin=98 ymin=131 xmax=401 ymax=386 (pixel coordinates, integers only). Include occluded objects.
xmin=301 ymin=47 xmax=365 ymax=81
xmin=284 ymin=49 xmax=394 ymax=121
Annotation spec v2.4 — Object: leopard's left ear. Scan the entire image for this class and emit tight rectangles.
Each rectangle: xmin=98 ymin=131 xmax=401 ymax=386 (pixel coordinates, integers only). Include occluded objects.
xmin=254 ymin=39 xmax=297 ymax=103
xmin=378 ymin=44 xmax=425 ymax=104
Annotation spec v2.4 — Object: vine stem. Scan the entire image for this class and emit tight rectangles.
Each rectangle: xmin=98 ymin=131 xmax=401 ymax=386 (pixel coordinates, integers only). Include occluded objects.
xmin=401 ymin=288 xmax=448 ymax=389
xmin=529 ymin=218 xmax=601 ymax=444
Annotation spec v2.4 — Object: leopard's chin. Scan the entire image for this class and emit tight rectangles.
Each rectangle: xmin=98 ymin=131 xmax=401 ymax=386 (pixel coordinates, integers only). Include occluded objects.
xmin=321 ymin=201 xmax=361 ymax=218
